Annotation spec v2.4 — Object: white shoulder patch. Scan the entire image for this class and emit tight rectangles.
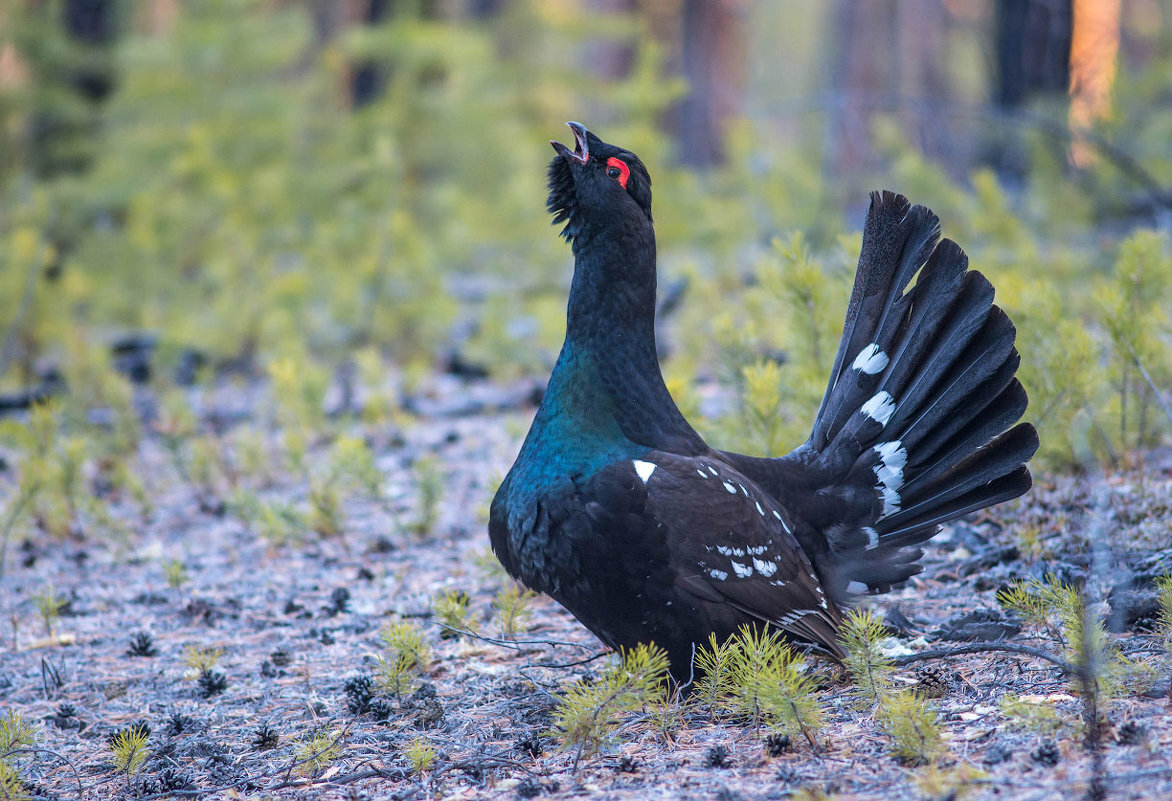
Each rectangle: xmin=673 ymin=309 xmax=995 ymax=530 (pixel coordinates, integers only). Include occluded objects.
xmin=632 ymin=459 xmax=657 ymax=484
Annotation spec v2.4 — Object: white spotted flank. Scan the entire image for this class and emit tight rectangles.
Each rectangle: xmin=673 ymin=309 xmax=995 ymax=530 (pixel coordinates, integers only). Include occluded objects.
xmin=722 ymin=481 xmax=737 ymax=494
xmin=851 ymin=342 xmax=889 ymax=375
xmin=632 ymin=459 xmax=657 ymax=484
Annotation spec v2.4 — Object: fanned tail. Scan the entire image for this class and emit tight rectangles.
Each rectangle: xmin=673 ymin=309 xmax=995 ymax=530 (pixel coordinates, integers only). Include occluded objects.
xmin=800 ymin=191 xmax=1037 ymax=600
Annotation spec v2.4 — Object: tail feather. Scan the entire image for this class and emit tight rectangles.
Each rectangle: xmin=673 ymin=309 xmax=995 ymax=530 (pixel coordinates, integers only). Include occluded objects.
xmin=781 ymin=190 xmax=1036 ymax=601
xmin=881 ymin=423 xmax=1039 ymax=531
xmin=811 ymin=192 xmax=940 ymax=450
xmin=892 ymin=305 xmax=1018 ymax=445
xmin=909 ymin=374 xmax=1026 ymax=470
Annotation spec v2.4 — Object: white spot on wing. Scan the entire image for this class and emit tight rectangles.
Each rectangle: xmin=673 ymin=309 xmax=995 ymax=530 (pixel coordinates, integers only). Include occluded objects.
xmin=696 ymin=468 xmax=708 ymax=478
xmin=861 ymin=391 xmax=896 ymax=426
xmin=722 ymin=481 xmax=737 ymax=494
xmin=755 ymin=501 xmax=765 ymax=516
xmin=846 ymin=580 xmax=869 ymax=594
xmin=708 ymin=568 xmax=728 ymax=581
xmin=632 ymin=459 xmax=657 ymax=484
xmin=752 ymin=557 xmax=778 ymax=577
xmin=730 ymin=561 xmax=753 ymax=578
xmin=852 ymin=343 xmax=889 ymax=374
xmin=707 ymin=466 xmax=719 ymax=476
xmin=716 ymin=545 xmax=733 ymax=556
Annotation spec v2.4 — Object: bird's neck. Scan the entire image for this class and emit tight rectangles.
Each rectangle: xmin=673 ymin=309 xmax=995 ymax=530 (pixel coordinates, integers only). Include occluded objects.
xmin=541 ymin=228 xmax=702 ymax=454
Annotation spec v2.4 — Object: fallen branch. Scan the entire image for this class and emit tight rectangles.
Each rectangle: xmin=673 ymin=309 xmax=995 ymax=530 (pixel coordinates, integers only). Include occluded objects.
xmin=889 ymin=641 xmax=1078 ymax=676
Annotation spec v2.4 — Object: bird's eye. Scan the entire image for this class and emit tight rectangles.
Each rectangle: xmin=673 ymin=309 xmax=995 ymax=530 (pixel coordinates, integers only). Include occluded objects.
xmin=605 ymin=156 xmax=630 ymax=189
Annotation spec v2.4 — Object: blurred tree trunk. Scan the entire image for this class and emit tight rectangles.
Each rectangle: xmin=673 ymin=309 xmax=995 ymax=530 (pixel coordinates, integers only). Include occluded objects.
xmin=994 ymin=0 xmax=1072 ymax=109
xmin=16 ymin=0 xmax=120 ymax=177
xmin=1068 ymin=0 xmax=1121 ymax=167
xmin=350 ymin=0 xmax=394 ymax=107
xmin=667 ymin=0 xmax=746 ymax=169
xmin=823 ymin=0 xmax=898 ymax=179
xmin=585 ymin=0 xmax=636 ymax=82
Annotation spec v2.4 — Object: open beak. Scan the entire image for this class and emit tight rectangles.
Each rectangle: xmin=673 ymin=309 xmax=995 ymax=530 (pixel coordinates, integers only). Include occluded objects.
xmin=550 ymin=121 xmax=589 ymax=165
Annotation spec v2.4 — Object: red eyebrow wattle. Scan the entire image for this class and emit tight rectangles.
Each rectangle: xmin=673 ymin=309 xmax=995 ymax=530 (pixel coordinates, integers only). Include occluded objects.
xmin=606 ymin=157 xmax=630 ymax=189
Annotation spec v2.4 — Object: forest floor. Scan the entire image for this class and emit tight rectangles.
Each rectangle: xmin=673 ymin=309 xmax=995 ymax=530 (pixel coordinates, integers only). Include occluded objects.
xmin=3 ymin=370 xmax=1172 ymax=801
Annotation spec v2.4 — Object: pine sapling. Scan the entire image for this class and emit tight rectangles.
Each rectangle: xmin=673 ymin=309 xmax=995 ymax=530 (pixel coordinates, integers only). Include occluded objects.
xmin=295 ymin=728 xmax=344 ymax=776
xmin=493 ymin=583 xmax=535 ymax=639
xmin=0 ymin=710 xmax=38 ymax=798
xmin=839 ymin=608 xmax=894 ymax=706
xmin=375 ymin=621 xmax=431 ymax=698
xmin=404 ymin=736 xmax=437 ymax=774
xmin=109 ymin=725 xmax=150 ymax=781
xmin=876 ymin=690 xmax=944 ymax=766
xmin=552 ymin=642 xmax=669 ymax=762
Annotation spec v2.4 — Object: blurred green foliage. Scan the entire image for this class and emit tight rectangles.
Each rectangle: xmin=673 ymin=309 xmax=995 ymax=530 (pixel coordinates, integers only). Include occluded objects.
xmin=0 ymin=0 xmax=1168 ymax=502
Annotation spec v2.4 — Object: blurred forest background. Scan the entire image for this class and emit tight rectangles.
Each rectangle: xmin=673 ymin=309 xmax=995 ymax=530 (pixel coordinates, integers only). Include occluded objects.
xmin=0 ymin=0 xmax=1170 ymax=483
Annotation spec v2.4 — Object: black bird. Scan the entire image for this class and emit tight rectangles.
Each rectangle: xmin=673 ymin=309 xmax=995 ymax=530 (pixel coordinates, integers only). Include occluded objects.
xmin=489 ymin=122 xmax=1038 ymax=681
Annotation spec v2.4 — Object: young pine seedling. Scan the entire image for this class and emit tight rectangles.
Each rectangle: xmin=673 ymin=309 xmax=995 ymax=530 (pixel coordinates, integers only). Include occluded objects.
xmin=0 ymin=710 xmax=38 ymax=798
xmin=32 ymin=585 xmax=67 ymax=635
xmin=182 ymin=645 xmax=223 ymax=678
xmin=108 ymin=725 xmax=150 ymax=780
xmin=164 ymin=559 xmax=188 ymax=589
xmin=838 ymin=608 xmax=895 ymax=706
xmin=375 ymin=621 xmax=431 ymax=698
xmin=493 ymin=583 xmax=535 ymax=639
xmin=404 ymin=736 xmax=437 ymax=774
xmin=433 ymin=589 xmax=474 ymax=636
xmin=410 ymin=455 xmax=444 ymax=538
xmin=295 ymin=728 xmax=344 ymax=777
xmin=552 ymin=642 xmax=669 ymax=763
xmin=695 ymin=625 xmax=825 ymax=747
xmin=876 ymin=690 xmax=944 ymax=766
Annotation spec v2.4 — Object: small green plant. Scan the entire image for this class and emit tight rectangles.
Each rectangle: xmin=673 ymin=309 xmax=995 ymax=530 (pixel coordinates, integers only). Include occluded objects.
xmin=875 ymin=690 xmax=944 ymax=765
xmin=330 ymin=434 xmax=383 ymax=500
xmin=108 ymin=725 xmax=150 ymax=778
xmin=839 ymin=608 xmax=895 ymax=706
xmin=694 ymin=631 xmax=741 ymax=715
xmin=997 ymin=575 xmax=1123 ymax=695
xmin=308 ymin=478 xmax=343 ymax=538
xmin=410 ymin=455 xmax=444 ymax=537
xmin=913 ymin=763 xmax=989 ymax=801
xmin=375 ymin=621 xmax=431 ymax=697
xmin=31 ymin=585 xmax=67 ymax=635
xmin=295 ymin=728 xmax=344 ymax=776
xmin=552 ymin=642 xmax=669 ymax=761
xmin=182 ymin=645 xmax=223 ymax=677
xmin=0 ymin=469 xmax=41 ymax=581
xmin=1156 ymin=575 xmax=1172 ymax=643
xmin=996 ymin=693 xmax=1069 ymax=736
xmin=493 ymin=583 xmax=535 ymax=638
xmin=164 ymin=558 xmax=188 ymax=588
xmin=404 ymin=736 xmax=437 ymax=774
xmin=697 ymin=625 xmax=825 ymax=745
xmin=433 ymin=589 xmax=474 ymax=634
xmin=0 ymin=710 xmax=38 ymax=798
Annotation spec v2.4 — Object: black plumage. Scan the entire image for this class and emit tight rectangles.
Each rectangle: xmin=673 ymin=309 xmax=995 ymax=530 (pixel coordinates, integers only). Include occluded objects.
xmin=489 ymin=122 xmax=1038 ymax=681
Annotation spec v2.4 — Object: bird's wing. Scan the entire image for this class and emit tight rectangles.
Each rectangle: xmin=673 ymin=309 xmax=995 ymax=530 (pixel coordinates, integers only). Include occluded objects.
xmin=630 ymin=452 xmax=844 ymax=655
xmin=552 ymin=452 xmax=844 ymax=658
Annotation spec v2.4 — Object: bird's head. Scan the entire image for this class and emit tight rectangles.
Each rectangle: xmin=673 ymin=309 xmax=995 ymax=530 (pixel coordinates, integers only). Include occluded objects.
xmin=547 ymin=122 xmax=653 ymax=245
